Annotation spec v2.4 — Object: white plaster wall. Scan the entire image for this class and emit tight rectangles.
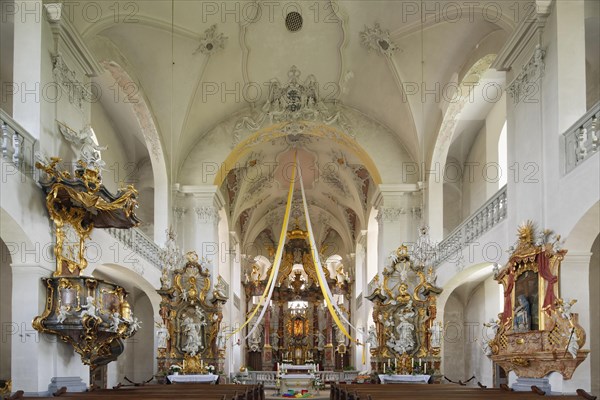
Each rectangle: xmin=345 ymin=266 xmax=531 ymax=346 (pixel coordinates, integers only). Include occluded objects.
xmin=0 ymin=240 xmax=12 ymax=380
xmin=461 ymin=125 xmax=487 ymax=218
xmin=484 ymin=93 xmax=507 ymax=196
xmin=90 ymin=102 xmax=130 ymax=194
xmin=0 ymin=0 xmax=14 ymax=115
xmin=463 ymin=277 xmax=502 ymax=388
xmin=590 ymin=235 xmax=600 ymax=395
xmin=131 ymin=293 xmax=154 ymax=382
xmin=443 ymin=294 xmax=465 ymax=381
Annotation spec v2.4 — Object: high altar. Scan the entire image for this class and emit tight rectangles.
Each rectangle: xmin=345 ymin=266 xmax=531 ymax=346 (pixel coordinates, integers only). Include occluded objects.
xmin=243 ymin=223 xmax=353 ymax=371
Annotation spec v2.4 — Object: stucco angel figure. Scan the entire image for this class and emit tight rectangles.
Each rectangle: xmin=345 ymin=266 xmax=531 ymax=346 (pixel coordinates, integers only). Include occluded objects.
xmin=58 ymin=123 xmax=107 ymax=169
xmin=57 ymin=305 xmax=70 ymax=324
xmin=109 ymin=312 xmax=122 ymax=332
xmin=556 ymin=298 xmax=577 ymax=321
xmin=128 ymin=316 xmax=142 ymax=334
xmin=80 ymin=296 xmax=98 ymax=319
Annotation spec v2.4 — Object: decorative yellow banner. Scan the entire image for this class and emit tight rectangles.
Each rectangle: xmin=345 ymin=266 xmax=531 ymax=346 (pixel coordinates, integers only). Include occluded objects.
xmin=297 ymin=162 xmax=361 ymax=345
xmin=227 ymin=152 xmax=297 ymax=341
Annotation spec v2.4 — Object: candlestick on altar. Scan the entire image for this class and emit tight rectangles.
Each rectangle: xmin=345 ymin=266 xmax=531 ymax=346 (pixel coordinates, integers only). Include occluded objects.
xmin=394 ymin=358 xmax=397 ymax=370
xmin=424 ymin=362 xmax=427 ymax=374
xmin=412 ymin=358 xmax=414 ymax=368
xmin=419 ymin=358 xmax=422 ymax=367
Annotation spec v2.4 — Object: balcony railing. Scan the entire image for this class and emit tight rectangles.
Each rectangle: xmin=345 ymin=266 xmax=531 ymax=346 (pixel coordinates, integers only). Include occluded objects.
xmin=562 ymin=101 xmax=600 ymax=174
xmin=433 ymin=185 xmax=507 ymax=267
xmin=106 ymin=227 xmax=162 ymax=270
xmin=0 ymin=109 xmax=39 ymax=178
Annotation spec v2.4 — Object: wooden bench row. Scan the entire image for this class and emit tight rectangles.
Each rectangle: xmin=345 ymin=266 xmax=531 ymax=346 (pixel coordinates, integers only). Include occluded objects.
xmin=330 ymin=383 xmax=597 ymax=400
xmin=4 ymin=383 xmax=264 ymax=400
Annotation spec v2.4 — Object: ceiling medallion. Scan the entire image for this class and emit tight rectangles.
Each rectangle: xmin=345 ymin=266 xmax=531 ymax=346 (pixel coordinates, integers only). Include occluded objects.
xmin=193 ymin=24 xmax=227 ymax=55
xmin=360 ymin=23 xmax=399 ymax=57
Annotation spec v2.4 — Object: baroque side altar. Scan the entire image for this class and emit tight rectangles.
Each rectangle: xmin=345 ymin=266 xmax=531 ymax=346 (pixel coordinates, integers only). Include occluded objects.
xmin=486 ymin=222 xmax=588 ymax=381
xmin=366 ymin=242 xmax=442 ymax=378
xmin=156 ymin=232 xmax=228 ymax=376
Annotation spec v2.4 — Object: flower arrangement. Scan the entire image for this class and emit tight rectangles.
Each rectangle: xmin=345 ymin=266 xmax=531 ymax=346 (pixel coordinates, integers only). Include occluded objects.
xmin=206 ymin=364 xmax=215 ymax=374
xmin=169 ymin=365 xmax=182 ymax=375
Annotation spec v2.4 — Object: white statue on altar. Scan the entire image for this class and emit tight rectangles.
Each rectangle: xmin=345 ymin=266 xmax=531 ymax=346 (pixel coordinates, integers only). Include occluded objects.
xmin=248 ymin=322 xmax=263 ymax=352
xmin=157 ymin=321 xmax=170 ymax=349
xmin=367 ymin=325 xmax=378 ymax=349
xmin=392 ymin=302 xmax=415 ymax=353
xmin=317 ymin=331 xmax=326 ymax=350
xmin=566 ymin=330 xmax=580 ymax=358
xmin=336 ymin=326 xmax=346 ymax=345
xmin=182 ymin=312 xmax=206 ymax=356
xmin=429 ymin=321 xmax=442 ymax=348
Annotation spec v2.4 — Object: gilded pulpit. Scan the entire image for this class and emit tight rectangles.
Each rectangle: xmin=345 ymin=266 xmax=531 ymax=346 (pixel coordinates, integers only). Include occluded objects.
xmin=33 ymin=158 xmax=142 ymax=368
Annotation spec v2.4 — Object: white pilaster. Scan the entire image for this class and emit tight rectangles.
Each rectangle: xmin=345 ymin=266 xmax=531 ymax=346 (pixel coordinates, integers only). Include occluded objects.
xmin=174 ymin=185 xmax=225 ymax=287
xmin=560 ymin=252 xmax=592 ymax=393
xmin=12 ymin=0 xmax=43 ymax=138
xmin=376 ymin=184 xmax=420 ymax=274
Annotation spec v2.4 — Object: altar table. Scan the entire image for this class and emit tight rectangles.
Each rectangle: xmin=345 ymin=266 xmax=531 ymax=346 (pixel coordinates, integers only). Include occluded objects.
xmin=167 ymin=374 xmax=218 ymax=384
xmin=280 ymin=373 xmax=314 ymax=393
xmin=378 ymin=374 xmax=430 ymax=384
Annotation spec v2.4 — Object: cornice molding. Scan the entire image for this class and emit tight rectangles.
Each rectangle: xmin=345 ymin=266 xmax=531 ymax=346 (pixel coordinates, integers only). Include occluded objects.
xmin=44 ymin=3 xmax=103 ymax=77
xmin=491 ymin=2 xmax=551 ymax=72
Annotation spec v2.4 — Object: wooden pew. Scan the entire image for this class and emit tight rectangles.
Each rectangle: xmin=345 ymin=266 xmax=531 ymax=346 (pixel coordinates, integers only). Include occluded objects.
xmin=330 ymin=383 xmax=592 ymax=400
xmin=6 ymin=383 xmax=264 ymax=400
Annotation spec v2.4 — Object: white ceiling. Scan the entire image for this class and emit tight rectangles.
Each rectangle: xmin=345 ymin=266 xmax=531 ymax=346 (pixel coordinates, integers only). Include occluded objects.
xmin=67 ymin=0 xmax=523 ymax=254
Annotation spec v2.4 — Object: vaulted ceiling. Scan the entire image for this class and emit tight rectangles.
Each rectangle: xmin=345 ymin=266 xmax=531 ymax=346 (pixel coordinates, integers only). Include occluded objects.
xmin=69 ymin=0 xmax=521 ymax=253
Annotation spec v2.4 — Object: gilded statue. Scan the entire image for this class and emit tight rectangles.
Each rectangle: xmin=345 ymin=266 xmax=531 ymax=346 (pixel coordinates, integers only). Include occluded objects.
xmin=396 ymin=283 xmax=411 ymax=304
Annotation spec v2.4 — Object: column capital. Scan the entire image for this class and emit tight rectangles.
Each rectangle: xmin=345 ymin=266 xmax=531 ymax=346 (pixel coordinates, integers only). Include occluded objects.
xmin=194 ymin=205 xmax=220 ymax=224
xmin=175 ymin=184 xmax=225 ymax=209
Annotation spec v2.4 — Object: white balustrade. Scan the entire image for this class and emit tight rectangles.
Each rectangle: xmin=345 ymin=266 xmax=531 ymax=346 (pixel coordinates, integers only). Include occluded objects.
xmin=433 ymin=185 xmax=507 ymax=267
xmin=106 ymin=227 xmax=162 ymax=270
xmin=562 ymin=101 xmax=600 ymax=174
xmin=0 ymin=109 xmax=39 ymax=178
